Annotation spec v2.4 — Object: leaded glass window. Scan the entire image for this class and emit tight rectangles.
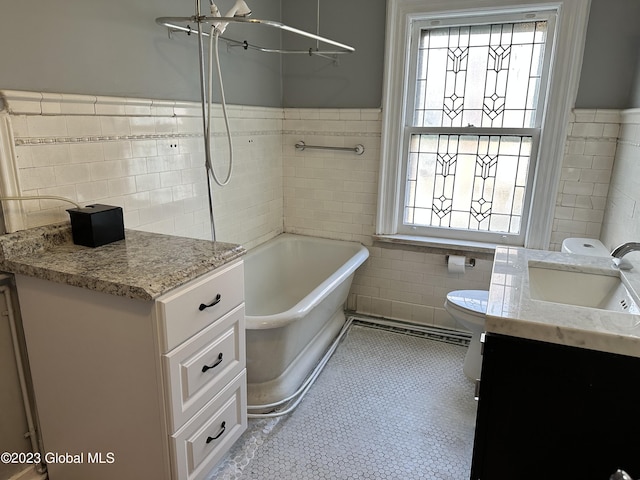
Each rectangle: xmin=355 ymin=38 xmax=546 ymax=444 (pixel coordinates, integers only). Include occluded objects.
xmin=405 ymin=134 xmax=531 ymax=233
xmin=400 ymin=17 xmax=553 ymax=243
xmin=413 ymin=22 xmax=547 ymax=129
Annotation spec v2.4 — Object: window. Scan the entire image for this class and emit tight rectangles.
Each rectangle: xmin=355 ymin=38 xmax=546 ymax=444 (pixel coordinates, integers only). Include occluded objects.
xmin=401 ymin=17 xmax=552 ymax=244
xmin=378 ymin=0 xmax=591 ymax=249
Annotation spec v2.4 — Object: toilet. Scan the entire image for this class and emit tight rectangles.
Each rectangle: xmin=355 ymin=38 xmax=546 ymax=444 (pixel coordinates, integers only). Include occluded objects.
xmin=560 ymin=237 xmax=609 ymax=257
xmin=444 ymin=237 xmax=610 ymax=381
xmin=444 ymin=289 xmax=488 ymax=380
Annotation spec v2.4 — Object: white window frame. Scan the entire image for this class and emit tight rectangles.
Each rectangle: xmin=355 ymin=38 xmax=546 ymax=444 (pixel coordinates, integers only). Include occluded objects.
xmin=377 ymin=0 xmax=591 ymax=250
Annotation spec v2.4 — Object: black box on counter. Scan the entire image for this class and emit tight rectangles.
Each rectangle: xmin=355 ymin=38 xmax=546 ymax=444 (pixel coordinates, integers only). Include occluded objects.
xmin=66 ymin=204 xmax=125 ymax=247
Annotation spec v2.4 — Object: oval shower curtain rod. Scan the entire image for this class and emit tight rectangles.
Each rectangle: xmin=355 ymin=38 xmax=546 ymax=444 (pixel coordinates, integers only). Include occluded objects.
xmin=155 ymin=16 xmax=355 ymax=56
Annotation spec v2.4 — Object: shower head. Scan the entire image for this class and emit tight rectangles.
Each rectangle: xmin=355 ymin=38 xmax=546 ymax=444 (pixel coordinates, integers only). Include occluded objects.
xmin=226 ymin=0 xmax=252 ymax=18
xmin=212 ymin=0 xmax=252 ymax=35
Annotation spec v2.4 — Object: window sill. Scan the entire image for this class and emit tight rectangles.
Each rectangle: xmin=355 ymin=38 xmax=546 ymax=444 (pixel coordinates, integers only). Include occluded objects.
xmin=373 ymin=234 xmax=498 ymax=255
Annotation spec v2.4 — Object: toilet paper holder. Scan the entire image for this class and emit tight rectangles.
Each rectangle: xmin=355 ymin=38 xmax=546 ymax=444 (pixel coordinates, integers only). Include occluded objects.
xmin=445 ymin=255 xmax=476 ymax=268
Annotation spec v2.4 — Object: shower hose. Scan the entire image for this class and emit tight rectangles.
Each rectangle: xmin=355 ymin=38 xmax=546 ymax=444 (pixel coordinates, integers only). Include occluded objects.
xmin=206 ymin=27 xmax=234 ymax=187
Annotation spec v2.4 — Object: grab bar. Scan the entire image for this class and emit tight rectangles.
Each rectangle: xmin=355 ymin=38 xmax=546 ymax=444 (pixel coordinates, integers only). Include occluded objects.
xmin=295 ymin=141 xmax=364 ymax=155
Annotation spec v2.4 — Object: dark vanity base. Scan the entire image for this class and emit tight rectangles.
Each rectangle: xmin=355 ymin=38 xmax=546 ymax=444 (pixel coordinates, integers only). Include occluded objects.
xmin=471 ymin=333 xmax=640 ymax=480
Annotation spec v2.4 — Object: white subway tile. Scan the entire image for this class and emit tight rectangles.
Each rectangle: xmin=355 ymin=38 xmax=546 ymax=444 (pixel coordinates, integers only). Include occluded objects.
xmin=123 ymin=191 xmax=150 ymax=210
xmin=149 ymin=187 xmax=174 ymax=205
xmin=172 ymin=184 xmax=193 ymax=201
xmin=54 ymin=164 xmax=92 ymax=186
xmin=90 ymin=160 xmax=125 ymax=180
xmin=584 ymin=140 xmax=617 ymax=156
xmin=19 ymin=167 xmax=56 ymax=190
xmin=108 ymin=177 xmax=137 ymax=196
xmin=554 ymin=206 xmax=574 ymax=220
xmin=76 ymin=181 xmax=109 ymax=202
xmin=31 ymin=144 xmax=72 ymax=167
xmin=37 ymin=185 xmax=78 ymax=209
xmin=14 ymin=146 xmax=33 ymax=168
xmin=573 ymin=208 xmax=604 ymax=223
xmin=131 ymin=139 xmax=158 ymax=158
xmin=121 ymin=158 xmax=148 ymax=177
xmin=562 ymin=181 xmax=594 ymax=196
xmin=103 ymin=141 xmax=133 ymax=160
xmin=592 ymin=183 xmax=610 ymax=197
xmin=69 ymin=143 xmax=105 ymax=164
xmin=602 ymin=123 xmax=620 ymax=138
xmin=10 ymin=116 xmax=29 ymax=138
xmin=27 ymin=116 xmax=68 ymax=137
xmin=66 ymin=116 xmax=102 ymax=137
xmin=129 ymin=117 xmax=156 ymax=136
xmin=100 ymin=116 xmax=130 ymax=136
xmin=579 ymin=169 xmax=611 ymax=184
xmin=135 ymin=173 xmax=161 ymax=192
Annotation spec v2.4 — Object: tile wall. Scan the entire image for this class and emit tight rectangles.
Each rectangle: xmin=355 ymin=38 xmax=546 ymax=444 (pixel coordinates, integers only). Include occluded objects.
xmin=549 ymin=109 xmax=620 ymax=251
xmin=0 ymin=91 xmax=283 ymax=250
xmin=600 ymin=109 xmax=640 ymax=258
xmin=283 ymin=108 xmax=620 ymax=328
xmin=0 ymin=92 xmax=621 ymax=329
xmin=282 ymin=109 xmax=495 ymax=329
xmin=282 ymin=108 xmax=381 ymax=246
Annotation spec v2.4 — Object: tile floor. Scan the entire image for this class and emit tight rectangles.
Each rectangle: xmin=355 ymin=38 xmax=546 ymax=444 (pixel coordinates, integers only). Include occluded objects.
xmin=209 ymin=320 xmax=478 ymax=479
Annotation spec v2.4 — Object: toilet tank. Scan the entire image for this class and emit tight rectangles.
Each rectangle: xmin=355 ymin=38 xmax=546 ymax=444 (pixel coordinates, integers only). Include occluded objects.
xmin=561 ymin=238 xmax=610 ymax=257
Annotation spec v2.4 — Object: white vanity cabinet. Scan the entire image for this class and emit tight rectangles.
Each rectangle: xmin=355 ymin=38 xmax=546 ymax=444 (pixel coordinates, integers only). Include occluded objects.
xmin=15 ymin=259 xmax=247 ymax=480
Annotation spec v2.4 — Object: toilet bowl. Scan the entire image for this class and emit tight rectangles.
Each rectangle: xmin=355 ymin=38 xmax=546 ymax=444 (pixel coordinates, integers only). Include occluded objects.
xmin=445 ymin=237 xmax=610 ymax=381
xmin=444 ymin=290 xmax=488 ymax=380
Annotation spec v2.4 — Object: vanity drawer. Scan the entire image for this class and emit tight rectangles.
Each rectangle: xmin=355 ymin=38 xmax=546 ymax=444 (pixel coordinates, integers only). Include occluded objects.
xmin=164 ymin=304 xmax=245 ymax=432
xmin=157 ymin=260 xmax=244 ymax=352
xmin=171 ymin=371 xmax=247 ymax=480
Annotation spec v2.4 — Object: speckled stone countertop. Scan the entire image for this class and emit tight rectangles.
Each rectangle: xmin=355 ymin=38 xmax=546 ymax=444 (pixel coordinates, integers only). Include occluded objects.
xmin=487 ymin=247 xmax=640 ymax=358
xmin=0 ymin=223 xmax=245 ymax=301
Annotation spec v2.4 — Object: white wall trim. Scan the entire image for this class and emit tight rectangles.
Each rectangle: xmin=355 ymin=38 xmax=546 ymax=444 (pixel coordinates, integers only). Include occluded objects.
xmin=621 ymin=108 xmax=640 ymax=125
xmin=0 ymin=91 xmax=42 ymax=115
xmin=0 ymin=113 xmax=26 ymax=232
xmin=377 ymin=0 xmax=592 ymax=250
xmin=525 ymin=0 xmax=591 ymax=249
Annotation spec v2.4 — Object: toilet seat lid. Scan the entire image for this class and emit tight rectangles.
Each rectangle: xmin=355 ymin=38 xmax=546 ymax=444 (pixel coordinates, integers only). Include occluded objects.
xmin=446 ymin=290 xmax=488 ymax=315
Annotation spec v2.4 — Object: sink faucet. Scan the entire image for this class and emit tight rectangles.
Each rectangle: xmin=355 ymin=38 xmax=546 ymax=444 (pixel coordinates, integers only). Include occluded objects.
xmin=610 ymin=242 xmax=640 ymax=270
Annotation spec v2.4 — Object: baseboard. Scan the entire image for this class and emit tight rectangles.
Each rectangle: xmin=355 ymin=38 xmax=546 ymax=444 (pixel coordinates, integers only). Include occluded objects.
xmin=347 ymin=312 xmax=471 ymax=346
xmin=8 ymin=465 xmax=47 ymax=480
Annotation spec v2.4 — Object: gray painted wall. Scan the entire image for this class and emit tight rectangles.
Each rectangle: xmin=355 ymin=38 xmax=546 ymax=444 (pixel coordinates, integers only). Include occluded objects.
xmin=0 ymin=1 xmax=637 ymax=109
xmin=281 ymin=0 xmax=386 ymax=108
xmin=575 ymin=0 xmax=640 ymax=109
xmin=0 ymin=0 xmax=282 ymax=106
xmin=280 ymin=0 xmax=639 ymax=109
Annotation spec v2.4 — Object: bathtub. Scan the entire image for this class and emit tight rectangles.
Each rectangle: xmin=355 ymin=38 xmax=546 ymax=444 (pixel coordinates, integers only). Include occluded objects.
xmin=243 ymin=233 xmax=369 ymax=409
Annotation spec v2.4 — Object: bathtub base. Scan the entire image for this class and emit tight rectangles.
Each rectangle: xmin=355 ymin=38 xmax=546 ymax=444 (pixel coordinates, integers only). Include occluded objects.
xmin=243 ymin=233 xmax=369 ymax=414
xmin=247 ymin=308 xmax=346 ymax=411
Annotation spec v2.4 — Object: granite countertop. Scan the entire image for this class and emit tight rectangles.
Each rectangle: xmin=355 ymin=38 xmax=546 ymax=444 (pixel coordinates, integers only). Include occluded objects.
xmin=486 ymin=247 xmax=640 ymax=358
xmin=0 ymin=223 xmax=245 ymax=301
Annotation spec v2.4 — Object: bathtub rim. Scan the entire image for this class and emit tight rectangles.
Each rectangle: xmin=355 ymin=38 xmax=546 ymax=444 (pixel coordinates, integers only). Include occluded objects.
xmin=243 ymin=233 xmax=369 ymax=330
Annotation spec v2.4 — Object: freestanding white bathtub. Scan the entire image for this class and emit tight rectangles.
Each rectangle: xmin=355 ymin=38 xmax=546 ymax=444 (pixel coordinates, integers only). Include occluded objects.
xmin=243 ymin=233 xmax=369 ymax=409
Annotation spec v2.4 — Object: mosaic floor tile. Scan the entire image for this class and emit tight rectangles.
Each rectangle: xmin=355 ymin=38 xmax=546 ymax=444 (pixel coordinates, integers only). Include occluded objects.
xmin=209 ymin=322 xmax=478 ymax=479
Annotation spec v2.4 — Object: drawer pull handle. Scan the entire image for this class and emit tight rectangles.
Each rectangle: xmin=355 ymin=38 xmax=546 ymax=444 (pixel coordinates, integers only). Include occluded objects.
xmin=206 ymin=422 xmax=226 ymax=444
xmin=199 ymin=294 xmax=222 ymax=311
xmin=202 ymin=353 xmax=223 ymax=373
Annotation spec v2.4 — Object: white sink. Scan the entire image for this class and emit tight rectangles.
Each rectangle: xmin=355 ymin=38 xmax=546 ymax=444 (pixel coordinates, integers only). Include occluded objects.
xmin=528 ymin=264 xmax=640 ymax=313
